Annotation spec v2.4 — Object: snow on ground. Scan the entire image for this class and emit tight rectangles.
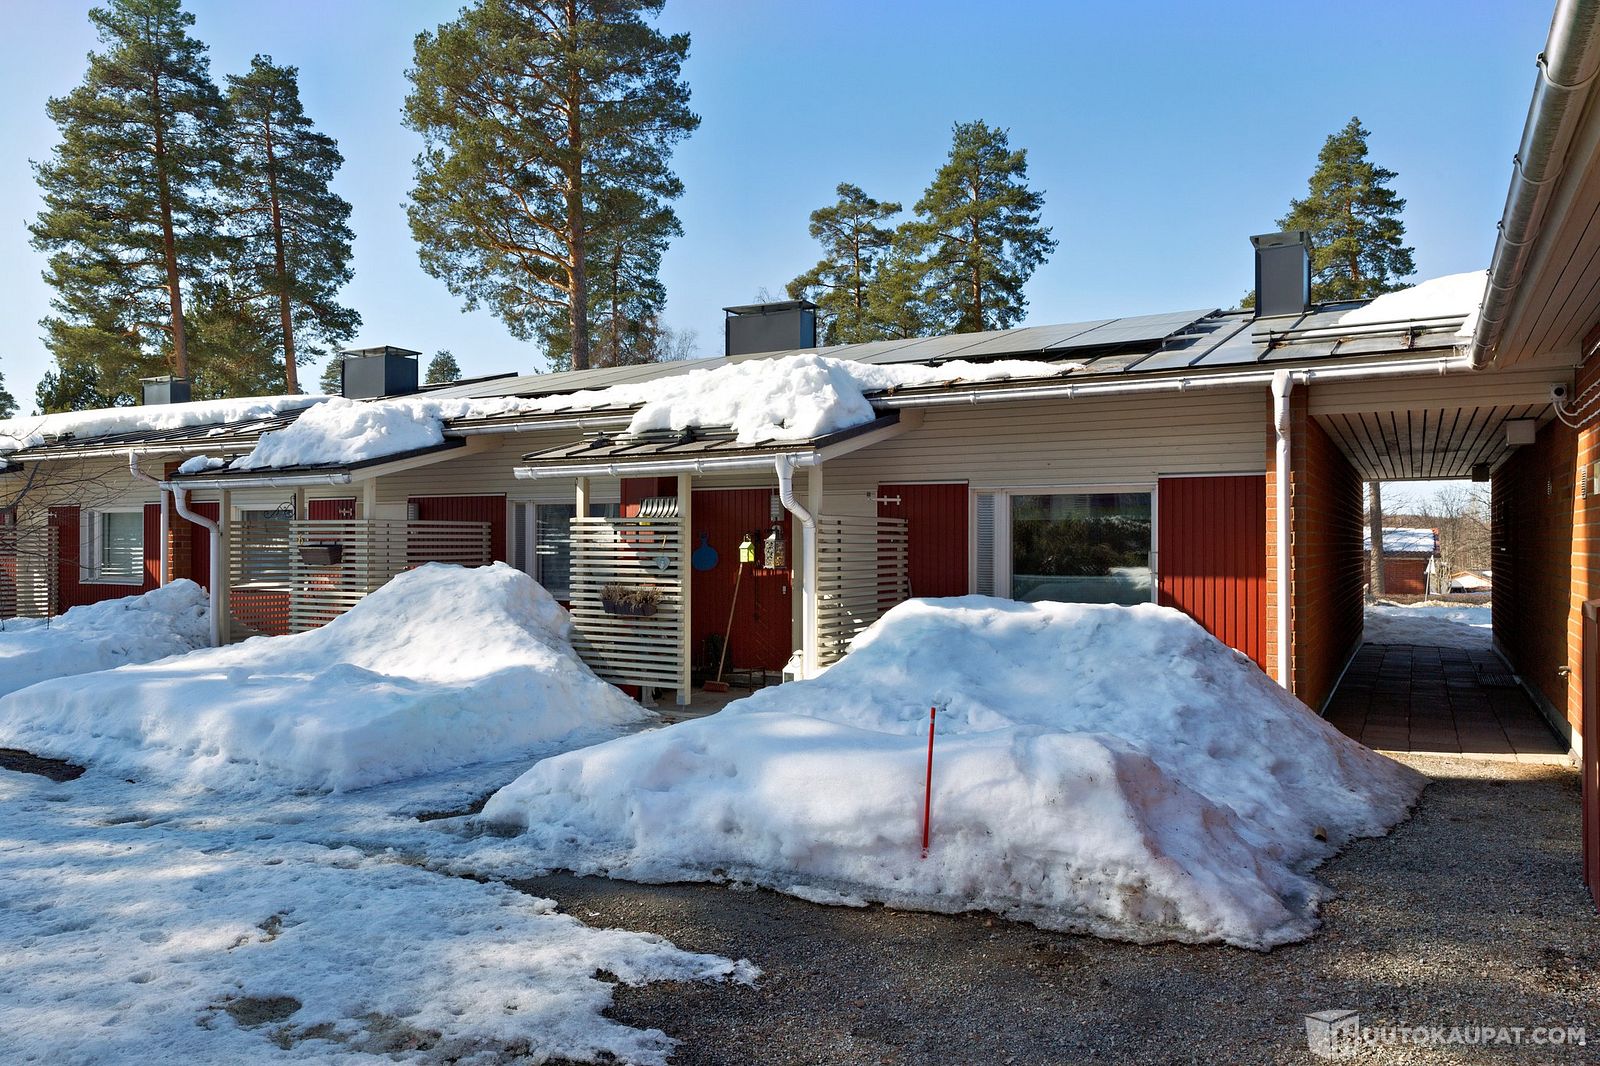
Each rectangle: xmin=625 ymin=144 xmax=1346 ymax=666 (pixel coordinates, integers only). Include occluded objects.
xmin=1365 ymin=601 xmax=1493 ymax=651
xmin=0 ymin=564 xmax=649 ymax=791
xmin=208 ymin=353 xmax=1082 ymax=471
xmin=0 ymin=747 xmax=755 ymax=1064
xmin=0 ymin=394 xmax=322 ymax=455
xmin=0 ymin=581 xmax=209 ymax=697
xmin=1337 ymin=270 xmax=1486 ymax=335
xmin=1363 ymin=526 xmax=1437 ymax=553
xmin=476 ymin=597 xmax=1423 ymax=950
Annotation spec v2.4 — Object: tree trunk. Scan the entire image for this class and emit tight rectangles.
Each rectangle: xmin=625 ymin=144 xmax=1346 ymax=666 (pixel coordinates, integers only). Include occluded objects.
xmin=565 ymin=31 xmax=589 ymax=372
xmin=151 ymin=72 xmax=189 ymax=381
xmin=1368 ymin=480 xmax=1386 ymax=598
xmin=263 ymin=115 xmax=298 ymax=393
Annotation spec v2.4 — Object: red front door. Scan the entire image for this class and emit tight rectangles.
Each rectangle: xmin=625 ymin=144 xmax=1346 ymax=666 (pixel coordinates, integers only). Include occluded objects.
xmin=1157 ymin=474 xmax=1268 ymax=669
xmin=690 ymin=489 xmax=794 ymax=674
xmin=876 ymin=483 xmax=969 ymax=598
xmin=1584 ymin=602 xmax=1600 ymax=909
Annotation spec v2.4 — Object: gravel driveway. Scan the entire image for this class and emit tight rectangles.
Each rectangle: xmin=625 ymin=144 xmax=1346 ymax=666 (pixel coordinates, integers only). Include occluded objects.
xmin=516 ymin=755 xmax=1598 ymax=1065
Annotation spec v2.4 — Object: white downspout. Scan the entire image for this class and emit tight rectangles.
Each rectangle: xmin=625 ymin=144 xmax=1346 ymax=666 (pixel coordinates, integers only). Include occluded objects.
xmin=1271 ymin=370 xmax=1295 ymax=690
xmin=172 ymin=485 xmax=221 ymax=647
xmin=127 ymin=452 xmax=168 ymax=585
xmin=774 ymin=454 xmax=817 ymax=677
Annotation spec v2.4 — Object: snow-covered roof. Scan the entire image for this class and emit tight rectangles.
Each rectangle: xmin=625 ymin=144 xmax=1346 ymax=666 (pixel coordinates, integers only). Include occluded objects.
xmin=0 ymin=395 xmax=324 ymax=458
xmin=1363 ymin=526 xmax=1438 ymax=554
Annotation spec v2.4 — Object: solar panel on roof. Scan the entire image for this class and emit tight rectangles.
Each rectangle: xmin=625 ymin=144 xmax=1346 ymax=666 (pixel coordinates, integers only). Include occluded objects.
xmin=1045 ymin=309 xmax=1216 ymax=351
xmin=931 ymin=321 xmax=1115 ymax=360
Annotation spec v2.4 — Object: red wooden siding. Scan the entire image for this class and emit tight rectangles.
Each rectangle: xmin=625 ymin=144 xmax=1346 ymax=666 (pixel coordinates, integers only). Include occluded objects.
xmin=876 ymin=482 xmax=969 ymax=598
xmin=621 ymin=477 xmax=677 ymax=518
xmin=690 ymin=488 xmax=794 ymax=673
xmin=143 ymin=503 xmax=162 ymax=585
xmin=308 ymin=497 xmax=357 ymax=520
xmin=49 ymin=505 xmax=160 ymax=610
xmin=407 ymin=494 xmax=506 ymax=562
xmin=1157 ymin=475 xmax=1267 ymax=669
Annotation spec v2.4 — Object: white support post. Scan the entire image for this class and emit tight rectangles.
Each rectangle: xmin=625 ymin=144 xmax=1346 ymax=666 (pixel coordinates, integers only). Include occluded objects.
xmin=217 ymin=489 xmax=233 ymax=645
xmin=676 ymin=472 xmax=692 ymax=706
xmin=803 ymin=464 xmax=823 ymax=677
xmin=361 ymin=477 xmax=377 ymax=519
xmin=575 ymin=475 xmax=590 ymax=516
xmin=157 ymin=490 xmax=170 ymax=586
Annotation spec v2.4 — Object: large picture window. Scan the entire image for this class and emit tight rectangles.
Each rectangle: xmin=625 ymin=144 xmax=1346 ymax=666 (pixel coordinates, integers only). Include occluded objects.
xmin=512 ymin=500 xmax=619 ymax=600
xmin=1009 ymin=492 xmax=1153 ymax=606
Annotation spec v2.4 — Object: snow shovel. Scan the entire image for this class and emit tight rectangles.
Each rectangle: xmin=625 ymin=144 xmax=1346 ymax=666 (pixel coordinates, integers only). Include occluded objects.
xmin=703 ymin=559 xmax=744 ymax=692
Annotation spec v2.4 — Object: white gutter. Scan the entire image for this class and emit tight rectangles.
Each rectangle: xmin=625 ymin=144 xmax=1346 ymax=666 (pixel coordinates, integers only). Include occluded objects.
xmin=171 ymin=486 xmax=221 ymax=648
xmin=514 ymin=451 xmax=818 ymax=481
xmin=773 ymin=453 xmax=818 ymax=677
xmin=1271 ymin=370 xmax=1295 ymax=690
xmin=127 ymin=452 xmax=169 ymax=585
xmin=873 ymin=355 xmax=1471 ymax=410
xmin=159 ymin=471 xmax=352 ymax=492
xmin=1471 ymin=0 xmax=1600 ymax=368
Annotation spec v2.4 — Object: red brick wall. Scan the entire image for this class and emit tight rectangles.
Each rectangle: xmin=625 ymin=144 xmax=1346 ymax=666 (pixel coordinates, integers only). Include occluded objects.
xmin=1266 ymin=388 xmax=1366 ymax=710
xmin=1493 ymin=385 xmax=1587 ymax=741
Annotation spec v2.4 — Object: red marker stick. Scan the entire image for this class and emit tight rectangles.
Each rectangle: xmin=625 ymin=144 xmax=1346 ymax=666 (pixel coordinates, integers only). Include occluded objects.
xmin=921 ymin=705 xmax=936 ymax=859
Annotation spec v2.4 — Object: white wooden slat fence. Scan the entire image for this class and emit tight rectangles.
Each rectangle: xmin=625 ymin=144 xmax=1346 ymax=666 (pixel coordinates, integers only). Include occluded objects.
xmin=815 ymin=515 xmax=909 ymax=666
xmin=0 ymin=525 xmax=58 ymax=619
xmin=567 ymin=515 xmax=688 ymax=694
xmin=227 ymin=518 xmax=491 ymax=638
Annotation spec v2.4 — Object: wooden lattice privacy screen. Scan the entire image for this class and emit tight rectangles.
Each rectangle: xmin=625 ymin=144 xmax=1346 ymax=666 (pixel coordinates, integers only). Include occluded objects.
xmin=567 ymin=515 xmax=688 ymax=695
xmin=0 ymin=525 xmax=59 ymax=620
xmin=815 ymin=515 xmax=909 ymax=666
xmin=228 ymin=518 xmax=491 ymax=638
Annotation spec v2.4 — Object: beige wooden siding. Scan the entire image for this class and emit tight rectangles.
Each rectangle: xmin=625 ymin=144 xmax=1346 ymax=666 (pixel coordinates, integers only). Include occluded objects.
xmin=822 ymin=388 xmax=1269 ymax=514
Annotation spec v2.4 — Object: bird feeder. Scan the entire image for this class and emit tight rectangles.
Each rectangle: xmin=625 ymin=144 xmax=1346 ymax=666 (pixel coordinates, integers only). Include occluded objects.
xmin=764 ymin=525 xmax=786 ymax=569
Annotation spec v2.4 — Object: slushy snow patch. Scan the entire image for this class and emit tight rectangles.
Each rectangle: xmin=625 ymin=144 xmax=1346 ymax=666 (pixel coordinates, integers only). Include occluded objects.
xmin=218 ymin=353 xmax=1080 ymax=471
xmin=479 ymin=597 xmax=1423 ymax=949
xmin=0 ymin=394 xmax=321 ymax=455
xmin=0 ymin=563 xmax=649 ymax=790
xmin=1365 ymin=602 xmax=1492 ymax=651
xmin=0 ymin=580 xmax=209 ymax=697
xmin=1337 ymin=270 xmax=1486 ymax=337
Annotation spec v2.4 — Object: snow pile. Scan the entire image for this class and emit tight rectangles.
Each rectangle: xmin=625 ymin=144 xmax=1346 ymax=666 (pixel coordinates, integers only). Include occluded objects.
xmin=1363 ymin=526 xmax=1437 ymax=553
xmin=1337 ymin=270 xmax=1486 ymax=336
xmin=0 ymin=394 xmax=321 ymax=455
xmin=0 ymin=771 xmax=754 ymax=1064
xmin=1366 ymin=602 xmax=1492 ymax=650
xmin=0 ymin=581 xmax=209 ymax=697
xmin=203 ymin=353 xmax=1079 ymax=471
xmin=0 ymin=563 xmax=649 ymax=790
xmin=478 ymin=597 xmax=1423 ymax=949
xmin=176 ymin=454 xmax=228 ymax=474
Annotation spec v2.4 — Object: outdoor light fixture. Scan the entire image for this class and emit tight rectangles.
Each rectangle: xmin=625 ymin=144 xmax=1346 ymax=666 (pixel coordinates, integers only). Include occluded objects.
xmin=764 ymin=525 xmax=786 ymax=569
xmin=738 ymin=533 xmax=757 ymax=564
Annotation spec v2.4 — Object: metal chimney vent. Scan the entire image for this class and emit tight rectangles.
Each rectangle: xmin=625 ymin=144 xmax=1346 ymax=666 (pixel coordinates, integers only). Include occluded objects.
xmin=723 ymin=300 xmax=818 ymax=357
xmin=140 ymin=375 xmax=192 ymax=406
xmin=339 ymin=346 xmax=421 ymax=399
xmin=1250 ymin=231 xmax=1312 ymax=318
xmin=636 ymin=496 xmax=680 ymax=520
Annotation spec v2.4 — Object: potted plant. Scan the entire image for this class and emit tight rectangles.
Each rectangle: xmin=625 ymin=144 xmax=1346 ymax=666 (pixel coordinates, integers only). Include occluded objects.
xmin=298 ymin=542 xmax=344 ymax=566
xmin=600 ymin=584 xmax=660 ymax=617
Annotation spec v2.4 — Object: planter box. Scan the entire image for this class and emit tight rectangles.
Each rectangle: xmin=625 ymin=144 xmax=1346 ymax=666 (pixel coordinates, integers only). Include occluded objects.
xmin=600 ymin=599 xmax=658 ymax=617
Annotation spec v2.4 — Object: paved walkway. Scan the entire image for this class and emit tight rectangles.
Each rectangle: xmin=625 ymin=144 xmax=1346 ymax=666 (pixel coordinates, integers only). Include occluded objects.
xmin=1325 ymin=643 xmax=1570 ymax=762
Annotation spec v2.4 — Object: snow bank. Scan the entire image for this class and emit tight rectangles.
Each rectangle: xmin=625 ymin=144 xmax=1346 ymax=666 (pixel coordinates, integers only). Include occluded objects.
xmin=0 ymin=581 xmax=209 ymax=697
xmin=207 ymin=353 xmax=1079 ymax=471
xmin=0 ymin=772 xmax=754 ymax=1064
xmin=478 ymin=597 xmax=1423 ymax=949
xmin=1365 ymin=602 xmax=1492 ymax=650
xmin=0 ymin=563 xmax=649 ymax=790
xmin=1337 ymin=270 xmax=1485 ymax=334
xmin=0 ymin=394 xmax=321 ymax=455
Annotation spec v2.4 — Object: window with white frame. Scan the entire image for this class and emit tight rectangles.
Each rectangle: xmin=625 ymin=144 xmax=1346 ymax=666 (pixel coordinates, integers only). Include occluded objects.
xmin=91 ymin=509 xmax=143 ymax=582
xmin=237 ymin=507 xmax=294 ymax=586
xmin=511 ymin=500 xmax=619 ymax=600
xmin=975 ymin=490 xmax=1154 ymax=606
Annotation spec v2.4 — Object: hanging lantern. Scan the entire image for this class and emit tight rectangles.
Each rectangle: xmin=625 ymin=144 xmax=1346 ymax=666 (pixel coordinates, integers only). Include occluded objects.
xmin=738 ymin=532 xmax=757 ymax=564
xmin=764 ymin=525 xmax=786 ymax=569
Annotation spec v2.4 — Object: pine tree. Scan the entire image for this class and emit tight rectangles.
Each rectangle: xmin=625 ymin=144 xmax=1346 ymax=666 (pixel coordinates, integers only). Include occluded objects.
xmin=318 ymin=355 xmax=343 ymax=395
xmin=787 ymin=183 xmax=902 ymax=345
xmin=405 ymin=0 xmax=699 ymax=371
xmin=865 ymin=238 xmax=939 ymax=340
xmin=30 ymin=0 xmax=229 ymax=404
xmin=425 ymin=350 xmax=462 ymax=384
xmin=1279 ymin=116 xmax=1415 ymax=303
xmin=35 ymin=363 xmax=117 ymax=414
xmin=184 ymin=274 xmax=288 ymax=397
xmin=0 ymin=371 xmax=16 ymax=419
xmin=223 ymin=56 xmax=359 ymax=393
xmin=901 ymin=121 xmax=1056 ymax=334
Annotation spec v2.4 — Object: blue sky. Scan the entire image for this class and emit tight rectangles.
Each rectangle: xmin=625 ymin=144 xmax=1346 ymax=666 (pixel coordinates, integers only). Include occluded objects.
xmin=0 ymin=0 xmax=1550 ymax=426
